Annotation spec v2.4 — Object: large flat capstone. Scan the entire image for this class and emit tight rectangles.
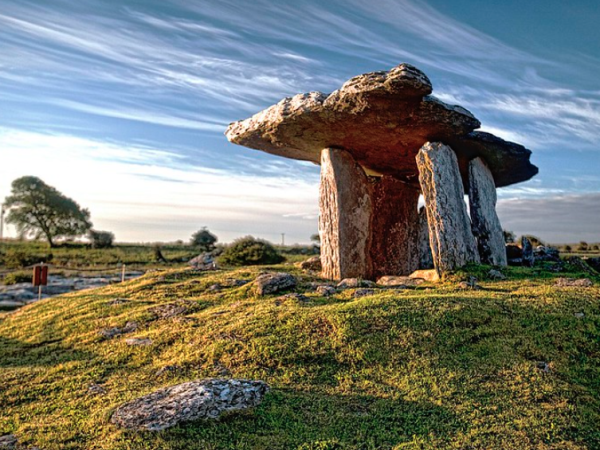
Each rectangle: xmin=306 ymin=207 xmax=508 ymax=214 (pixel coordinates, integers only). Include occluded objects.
xmin=226 ymin=63 xmax=537 ymax=188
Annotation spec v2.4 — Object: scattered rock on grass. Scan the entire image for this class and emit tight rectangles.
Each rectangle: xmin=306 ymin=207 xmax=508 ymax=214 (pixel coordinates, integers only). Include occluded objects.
xmin=353 ymin=288 xmax=376 ymax=298
xmin=254 ymin=273 xmax=296 ymax=295
xmin=99 ymin=321 xmax=139 ymax=339
xmin=189 ymin=253 xmax=218 ymax=271
xmin=337 ymin=278 xmax=375 ymax=289
xmin=555 ymin=278 xmax=593 ymax=288
xmin=0 ymin=435 xmax=18 ymax=449
xmin=149 ymin=301 xmax=192 ymax=320
xmin=275 ymin=293 xmax=309 ymax=303
xmin=125 ymin=337 xmax=153 ymax=346
xmin=110 ymin=379 xmax=270 ymax=431
xmin=299 ymin=256 xmax=321 ymax=272
xmin=315 ymin=285 xmax=336 ymax=296
xmin=108 ymin=298 xmax=128 ymax=306
xmin=377 ymin=275 xmax=423 ymax=287
xmin=574 ymin=312 xmax=585 ymax=319
xmin=409 ymin=269 xmax=439 ymax=282
xmin=222 ymin=278 xmax=249 ymax=288
xmin=488 ymin=269 xmax=506 ymax=280
xmin=457 ymin=277 xmax=481 ymax=290
xmin=155 ymin=365 xmax=181 ymax=377
xmin=88 ymin=383 xmax=106 ymax=395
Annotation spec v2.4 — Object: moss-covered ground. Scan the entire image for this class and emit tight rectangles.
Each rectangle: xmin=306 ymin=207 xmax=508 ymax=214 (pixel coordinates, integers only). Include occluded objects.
xmin=1 ymin=263 xmax=599 ymax=449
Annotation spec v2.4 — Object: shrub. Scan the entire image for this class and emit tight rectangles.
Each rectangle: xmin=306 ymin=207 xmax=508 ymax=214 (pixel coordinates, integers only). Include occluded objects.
xmin=88 ymin=230 xmax=115 ymax=248
xmin=563 ymin=245 xmax=572 ymax=252
xmin=577 ymin=241 xmax=588 ymax=252
xmin=3 ymin=249 xmax=52 ymax=269
xmin=219 ymin=236 xmax=284 ymax=266
xmin=190 ymin=227 xmax=218 ymax=252
xmin=3 ymin=271 xmax=32 ymax=285
xmin=521 ymin=235 xmax=544 ymax=247
xmin=592 ymin=244 xmax=600 ymax=251
xmin=502 ymin=230 xmax=516 ymax=244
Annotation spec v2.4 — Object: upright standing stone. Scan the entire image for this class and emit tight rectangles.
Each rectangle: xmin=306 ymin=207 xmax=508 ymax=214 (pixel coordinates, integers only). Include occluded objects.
xmin=468 ymin=157 xmax=508 ymax=266
xmin=417 ymin=206 xmax=434 ymax=269
xmin=319 ymin=148 xmax=372 ymax=280
xmin=369 ymin=176 xmax=420 ymax=278
xmin=417 ymin=142 xmax=480 ymax=275
xmin=521 ymin=236 xmax=534 ymax=267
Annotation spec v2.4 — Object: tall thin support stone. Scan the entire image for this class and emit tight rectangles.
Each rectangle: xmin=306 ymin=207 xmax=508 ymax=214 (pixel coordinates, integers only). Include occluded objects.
xmin=416 ymin=142 xmax=480 ymax=275
xmin=369 ymin=176 xmax=420 ymax=278
xmin=417 ymin=206 xmax=434 ymax=269
xmin=319 ymin=148 xmax=372 ymax=280
xmin=468 ymin=157 xmax=508 ymax=266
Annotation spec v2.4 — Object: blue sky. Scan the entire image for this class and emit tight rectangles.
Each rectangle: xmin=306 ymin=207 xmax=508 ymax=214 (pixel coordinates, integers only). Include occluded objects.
xmin=1 ymin=0 xmax=599 ymax=244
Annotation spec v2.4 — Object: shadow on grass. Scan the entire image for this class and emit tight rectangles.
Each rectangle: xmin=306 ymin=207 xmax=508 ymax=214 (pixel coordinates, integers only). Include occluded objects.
xmin=119 ymin=389 xmax=459 ymax=450
xmin=0 ymin=335 xmax=95 ymax=367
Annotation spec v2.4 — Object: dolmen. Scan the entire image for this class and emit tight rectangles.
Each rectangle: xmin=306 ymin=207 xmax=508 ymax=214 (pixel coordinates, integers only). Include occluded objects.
xmin=226 ymin=64 xmax=537 ymax=280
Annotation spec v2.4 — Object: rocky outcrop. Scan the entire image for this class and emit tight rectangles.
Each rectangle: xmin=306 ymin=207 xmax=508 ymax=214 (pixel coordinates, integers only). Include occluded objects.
xmin=319 ymin=148 xmax=372 ymax=280
xmin=369 ymin=176 xmax=420 ymax=278
xmin=417 ymin=206 xmax=433 ymax=269
xmin=417 ymin=142 xmax=480 ymax=275
xmin=555 ymin=278 xmax=593 ymax=287
xmin=377 ymin=275 xmax=424 ymax=287
xmin=188 ymin=253 xmax=217 ymax=270
xmin=409 ymin=269 xmax=440 ymax=282
xmin=111 ymin=379 xmax=269 ymax=431
xmin=468 ymin=157 xmax=507 ymax=266
xmin=299 ymin=256 xmax=321 ymax=271
xmin=254 ymin=272 xmax=296 ymax=295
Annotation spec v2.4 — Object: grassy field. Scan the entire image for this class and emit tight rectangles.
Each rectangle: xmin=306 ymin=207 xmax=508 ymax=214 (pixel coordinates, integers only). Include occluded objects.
xmin=0 ymin=260 xmax=599 ymax=449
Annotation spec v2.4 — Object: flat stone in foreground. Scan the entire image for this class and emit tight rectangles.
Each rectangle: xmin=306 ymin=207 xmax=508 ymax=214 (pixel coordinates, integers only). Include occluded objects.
xmin=254 ymin=272 xmax=296 ymax=295
xmin=111 ymin=379 xmax=269 ymax=431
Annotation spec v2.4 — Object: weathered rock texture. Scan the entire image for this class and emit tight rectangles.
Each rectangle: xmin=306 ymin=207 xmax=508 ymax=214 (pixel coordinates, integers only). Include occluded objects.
xmin=319 ymin=148 xmax=372 ymax=280
xmin=226 ymin=63 xmax=537 ymax=188
xmin=417 ymin=142 xmax=480 ymax=274
xmin=468 ymin=157 xmax=507 ymax=266
xmin=521 ymin=237 xmax=534 ymax=267
xmin=111 ymin=379 xmax=269 ymax=431
xmin=369 ymin=176 xmax=420 ymax=278
xmin=254 ymin=272 xmax=296 ymax=295
xmin=417 ymin=206 xmax=434 ymax=269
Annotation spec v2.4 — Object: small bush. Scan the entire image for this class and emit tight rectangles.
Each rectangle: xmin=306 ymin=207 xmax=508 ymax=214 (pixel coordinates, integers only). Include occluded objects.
xmin=3 ymin=249 xmax=52 ymax=269
xmin=3 ymin=271 xmax=32 ymax=285
xmin=88 ymin=230 xmax=115 ymax=249
xmin=219 ymin=236 xmax=284 ymax=266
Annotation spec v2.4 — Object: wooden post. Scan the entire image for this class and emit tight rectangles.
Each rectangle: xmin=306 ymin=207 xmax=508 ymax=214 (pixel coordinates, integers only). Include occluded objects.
xmin=121 ymin=264 xmax=126 ymax=283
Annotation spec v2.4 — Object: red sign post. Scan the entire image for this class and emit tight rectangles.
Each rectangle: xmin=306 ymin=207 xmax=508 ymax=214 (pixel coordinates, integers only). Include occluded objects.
xmin=32 ymin=264 xmax=48 ymax=301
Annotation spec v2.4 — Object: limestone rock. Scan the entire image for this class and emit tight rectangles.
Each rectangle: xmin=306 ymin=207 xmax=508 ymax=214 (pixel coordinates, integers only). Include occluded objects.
xmin=534 ymin=246 xmax=560 ymax=262
xmin=189 ymin=253 xmax=217 ymax=271
xmin=315 ymin=285 xmax=336 ymax=296
xmin=506 ymin=244 xmax=523 ymax=266
xmin=468 ymin=157 xmax=507 ymax=266
xmin=337 ymin=278 xmax=375 ymax=289
xmin=409 ymin=269 xmax=440 ymax=282
xmin=369 ymin=176 xmax=420 ymax=278
xmin=125 ymin=337 xmax=152 ymax=346
xmin=417 ymin=206 xmax=434 ymax=269
xmin=254 ymin=272 xmax=296 ymax=295
xmin=0 ymin=435 xmax=18 ymax=449
xmin=319 ymin=148 xmax=372 ymax=280
xmin=299 ymin=256 xmax=321 ymax=271
xmin=110 ymin=379 xmax=269 ymax=431
xmin=149 ymin=301 xmax=192 ymax=320
xmin=377 ymin=276 xmax=423 ymax=287
xmin=555 ymin=278 xmax=593 ymax=287
xmin=521 ymin=237 xmax=534 ymax=267
xmin=99 ymin=321 xmax=138 ymax=340
xmin=417 ymin=142 xmax=480 ymax=275
xmin=488 ymin=269 xmax=506 ymax=280
xmin=353 ymin=288 xmax=377 ymax=298
xmin=226 ymin=63 xmax=536 ymax=188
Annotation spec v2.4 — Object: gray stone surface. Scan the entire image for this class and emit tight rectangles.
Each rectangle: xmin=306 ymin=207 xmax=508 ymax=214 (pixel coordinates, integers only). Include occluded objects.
xmin=555 ymin=278 xmax=593 ymax=287
xmin=299 ymin=256 xmax=321 ymax=271
xmin=468 ymin=157 xmax=507 ymax=266
xmin=254 ymin=272 xmax=296 ymax=295
xmin=337 ymin=278 xmax=376 ymax=289
xmin=110 ymin=379 xmax=269 ymax=431
xmin=319 ymin=148 xmax=372 ymax=280
xmin=125 ymin=337 xmax=153 ymax=346
xmin=0 ymin=435 xmax=18 ymax=449
xmin=521 ymin=237 xmax=534 ymax=267
xmin=417 ymin=206 xmax=434 ymax=269
xmin=188 ymin=253 xmax=217 ymax=270
xmin=417 ymin=142 xmax=480 ymax=275
xmin=226 ymin=63 xmax=536 ymax=188
xmin=377 ymin=275 xmax=424 ymax=287
xmin=315 ymin=285 xmax=336 ymax=296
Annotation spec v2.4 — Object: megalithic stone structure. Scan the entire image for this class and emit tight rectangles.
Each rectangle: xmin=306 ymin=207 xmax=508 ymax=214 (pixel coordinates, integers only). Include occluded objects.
xmin=417 ymin=142 xmax=480 ymax=274
xmin=468 ymin=157 xmax=508 ymax=266
xmin=369 ymin=176 xmax=420 ymax=279
xmin=319 ymin=148 xmax=372 ymax=280
xmin=225 ymin=63 xmax=538 ymax=280
xmin=417 ymin=206 xmax=434 ymax=269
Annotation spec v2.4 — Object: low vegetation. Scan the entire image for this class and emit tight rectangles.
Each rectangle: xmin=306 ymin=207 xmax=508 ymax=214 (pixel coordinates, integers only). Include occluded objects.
xmin=219 ymin=236 xmax=285 ymax=266
xmin=0 ymin=260 xmax=599 ymax=449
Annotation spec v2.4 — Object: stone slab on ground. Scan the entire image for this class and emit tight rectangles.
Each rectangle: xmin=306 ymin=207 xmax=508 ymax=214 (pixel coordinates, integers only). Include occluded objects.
xmin=110 ymin=379 xmax=269 ymax=431
xmin=254 ymin=273 xmax=296 ymax=295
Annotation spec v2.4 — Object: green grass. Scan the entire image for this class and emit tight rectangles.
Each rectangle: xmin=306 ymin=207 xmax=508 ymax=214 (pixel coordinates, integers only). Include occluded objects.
xmin=0 ymin=263 xmax=599 ymax=449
